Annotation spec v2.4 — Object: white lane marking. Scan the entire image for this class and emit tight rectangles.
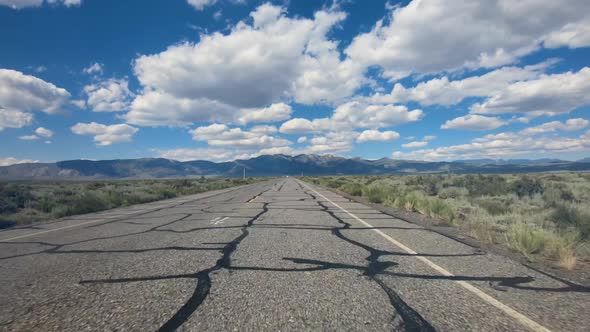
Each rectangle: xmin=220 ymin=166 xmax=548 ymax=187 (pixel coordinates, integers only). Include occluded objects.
xmin=0 ymin=185 xmax=253 ymax=243
xmin=0 ymin=218 xmax=113 ymax=242
xmin=0 ymin=209 xmax=159 ymax=242
xmin=299 ymin=180 xmax=551 ymax=332
xmin=211 ymin=217 xmax=229 ymax=225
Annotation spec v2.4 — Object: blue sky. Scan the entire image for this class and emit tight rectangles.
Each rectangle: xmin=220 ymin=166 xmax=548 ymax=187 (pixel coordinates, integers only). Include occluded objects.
xmin=1 ymin=0 xmax=589 ymax=165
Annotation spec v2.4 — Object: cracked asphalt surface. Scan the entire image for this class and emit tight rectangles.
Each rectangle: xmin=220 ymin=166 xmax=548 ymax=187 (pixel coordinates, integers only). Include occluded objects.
xmin=0 ymin=178 xmax=589 ymax=331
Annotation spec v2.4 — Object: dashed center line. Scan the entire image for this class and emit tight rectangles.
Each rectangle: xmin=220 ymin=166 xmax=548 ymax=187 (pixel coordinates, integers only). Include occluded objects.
xmin=210 ymin=217 xmax=229 ymax=225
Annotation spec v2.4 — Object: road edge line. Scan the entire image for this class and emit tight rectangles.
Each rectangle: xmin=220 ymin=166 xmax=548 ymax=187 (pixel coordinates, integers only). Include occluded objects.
xmin=0 ymin=181 xmax=264 ymax=242
xmin=299 ymin=180 xmax=551 ymax=332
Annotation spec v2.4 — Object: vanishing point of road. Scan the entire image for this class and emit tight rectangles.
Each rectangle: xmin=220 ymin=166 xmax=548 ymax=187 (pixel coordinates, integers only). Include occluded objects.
xmin=0 ymin=178 xmax=588 ymax=331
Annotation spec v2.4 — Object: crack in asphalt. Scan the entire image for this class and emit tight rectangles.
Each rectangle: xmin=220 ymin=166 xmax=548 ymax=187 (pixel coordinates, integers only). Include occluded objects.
xmin=3 ymin=180 xmax=589 ymax=331
xmin=77 ymin=185 xmax=273 ymax=331
xmin=157 ymin=202 xmax=270 ymax=332
xmin=309 ymin=188 xmax=435 ymax=331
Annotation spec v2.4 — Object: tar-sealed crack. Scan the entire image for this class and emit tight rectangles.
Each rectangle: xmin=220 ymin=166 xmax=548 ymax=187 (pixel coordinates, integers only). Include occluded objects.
xmin=75 ymin=185 xmax=273 ymax=332
xmin=315 ymin=199 xmax=435 ymax=331
xmin=157 ymin=202 xmax=269 ymax=331
xmin=4 ymin=180 xmax=589 ymax=331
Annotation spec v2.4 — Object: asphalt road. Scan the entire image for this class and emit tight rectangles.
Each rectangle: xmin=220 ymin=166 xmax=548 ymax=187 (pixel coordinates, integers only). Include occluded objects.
xmin=0 ymin=178 xmax=589 ymax=331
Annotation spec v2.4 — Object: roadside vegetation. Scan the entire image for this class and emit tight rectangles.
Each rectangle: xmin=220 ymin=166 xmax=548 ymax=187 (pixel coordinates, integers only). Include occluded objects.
xmin=0 ymin=177 xmax=260 ymax=228
xmin=302 ymin=173 xmax=590 ymax=270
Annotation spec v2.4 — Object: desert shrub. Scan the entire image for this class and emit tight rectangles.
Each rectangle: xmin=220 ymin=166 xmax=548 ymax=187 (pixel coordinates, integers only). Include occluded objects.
xmin=475 ymin=197 xmax=511 ymax=215
xmin=404 ymin=193 xmax=422 ymax=212
xmin=389 ymin=192 xmax=432 ymax=217
xmin=551 ymin=204 xmax=590 ymax=240
xmin=507 ymin=222 xmax=580 ymax=263
xmin=511 ymin=176 xmax=544 ymax=198
xmin=50 ymin=205 xmax=69 ymax=218
xmin=0 ymin=184 xmax=33 ymax=213
xmin=325 ymin=178 xmax=347 ymax=189
xmin=154 ymin=187 xmax=177 ymax=199
xmin=339 ymin=182 xmax=363 ymax=196
xmin=34 ymin=195 xmax=56 ymax=213
xmin=464 ymin=174 xmax=509 ymax=197
xmin=363 ymin=177 xmax=378 ymax=186
xmin=172 ymin=179 xmax=193 ymax=189
xmin=0 ymin=178 xmax=262 ymax=226
xmin=450 ymin=176 xmax=466 ymax=188
xmin=438 ymin=186 xmax=468 ymax=199
xmin=427 ymin=198 xmax=456 ymax=224
xmin=362 ymin=184 xmax=397 ymax=204
xmin=465 ymin=210 xmax=499 ymax=243
xmin=542 ymin=183 xmax=575 ymax=207
xmin=423 ymin=180 xmax=439 ymax=196
xmin=67 ymin=193 xmax=110 ymax=215
xmin=506 ymin=223 xmax=549 ymax=258
xmin=87 ymin=182 xmax=105 ymax=190
xmin=104 ymin=191 xmax=125 ymax=207
xmin=308 ymin=172 xmax=589 ymax=267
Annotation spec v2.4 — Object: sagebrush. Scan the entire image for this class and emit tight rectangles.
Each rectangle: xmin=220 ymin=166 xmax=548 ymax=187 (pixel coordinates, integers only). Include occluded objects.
xmin=0 ymin=177 xmax=260 ymax=228
xmin=302 ymin=173 xmax=590 ymax=269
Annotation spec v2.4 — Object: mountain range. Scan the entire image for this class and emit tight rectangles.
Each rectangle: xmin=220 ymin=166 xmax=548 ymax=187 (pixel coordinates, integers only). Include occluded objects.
xmin=1 ymin=155 xmax=590 ymax=179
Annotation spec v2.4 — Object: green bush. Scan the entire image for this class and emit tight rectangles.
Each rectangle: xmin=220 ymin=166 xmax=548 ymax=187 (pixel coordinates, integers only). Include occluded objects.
xmin=464 ymin=174 xmax=509 ymax=197
xmin=512 ymin=176 xmax=544 ymax=198
xmin=543 ymin=183 xmax=575 ymax=207
xmin=438 ymin=186 xmax=468 ymax=199
xmin=427 ymin=198 xmax=456 ymax=223
xmin=0 ymin=184 xmax=34 ymax=213
xmin=507 ymin=223 xmax=548 ymax=258
xmin=67 ymin=193 xmax=110 ymax=215
xmin=362 ymin=184 xmax=396 ymax=204
xmin=339 ymin=182 xmax=363 ymax=196
xmin=475 ymin=197 xmax=511 ymax=215
xmin=552 ymin=204 xmax=590 ymax=240
xmin=325 ymin=178 xmax=347 ymax=189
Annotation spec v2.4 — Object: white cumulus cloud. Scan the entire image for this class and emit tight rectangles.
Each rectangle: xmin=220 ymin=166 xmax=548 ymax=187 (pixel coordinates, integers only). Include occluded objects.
xmin=84 ymin=78 xmax=134 ymax=112
xmin=18 ymin=135 xmax=39 ymax=140
xmin=155 ymin=147 xmax=236 ymax=162
xmin=237 ymin=103 xmax=292 ymax=125
xmin=357 ymin=130 xmax=400 ymax=143
xmin=0 ymin=157 xmax=39 ymax=166
xmin=0 ymin=69 xmax=73 ymax=117
xmin=280 ymin=102 xmax=422 ymax=134
xmin=127 ymin=4 xmax=363 ymax=127
xmin=190 ymin=123 xmax=291 ymax=151
xmin=0 ymin=108 xmax=33 ymax=131
xmin=441 ymin=115 xmax=508 ymax=131
xmin=71 ymin=122 xmax=139 ymax=146
xmin=369 ymin=61 xmax=554 ymax=106
xmin=471 ymin=67 xmax=590 ymax=117
xmin=346 ymin=0 xmax=590 ymax=78
xmin=0 ymin=0 xmax=80 ymax=9
xmin=393 ymin=121 xmax=590 ymax=161
xmin=35 ymin=127 xmax=54 ymax=138
xmin=83 ymin=63 xmax=103 ymax=75
xmin=402 ymin=141 xmax=428 ymax=149
xmin=520 ymin=118 xmax=590 ymax=135
xmin=186 ymin=0 xmax=216 ymax=10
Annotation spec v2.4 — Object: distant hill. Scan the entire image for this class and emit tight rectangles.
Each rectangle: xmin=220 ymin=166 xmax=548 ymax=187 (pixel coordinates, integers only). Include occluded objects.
xmin=1 ymin=155 xmax=589 ymax=179
xmin=455 ymin=158 xmax=566 ymax=165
